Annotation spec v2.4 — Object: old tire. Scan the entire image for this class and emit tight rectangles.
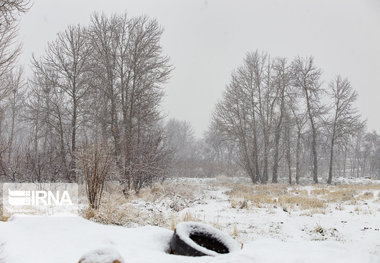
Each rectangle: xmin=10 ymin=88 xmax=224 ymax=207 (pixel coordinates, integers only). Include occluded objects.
xmin=170 ymin=222 xmax=240 ymax=257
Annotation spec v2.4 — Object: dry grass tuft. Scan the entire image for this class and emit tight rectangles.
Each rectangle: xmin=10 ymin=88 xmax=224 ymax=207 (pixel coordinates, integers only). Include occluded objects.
xmin=233 ymin=225 xmax=238 ymax=238
xmin=170 ymin=215 xmax=177 ymax=231
xmin=182 ymin=211 xmax=199 ymax=222
xmin=0 ymin=205 xmax=9 ymax=222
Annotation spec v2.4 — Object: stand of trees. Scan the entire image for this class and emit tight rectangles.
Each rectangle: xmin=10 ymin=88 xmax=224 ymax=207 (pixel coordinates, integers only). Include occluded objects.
xmin=0 ymin=11 xmax=173 ymax=193
xmin=210 ymin=51 xmax=377 ymax=184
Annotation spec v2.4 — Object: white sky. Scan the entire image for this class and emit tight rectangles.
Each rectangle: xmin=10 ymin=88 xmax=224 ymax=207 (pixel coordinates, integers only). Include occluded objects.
xmin=18 ymin=0 xmax=380 ymax=136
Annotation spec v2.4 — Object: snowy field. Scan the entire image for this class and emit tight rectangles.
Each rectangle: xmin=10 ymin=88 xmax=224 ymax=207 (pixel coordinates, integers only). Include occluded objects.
xmin=1 ymin=177 xmax=380 ymax=262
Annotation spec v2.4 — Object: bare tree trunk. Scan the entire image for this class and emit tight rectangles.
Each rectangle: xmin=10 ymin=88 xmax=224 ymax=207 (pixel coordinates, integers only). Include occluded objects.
xmin=311 ymin=124 xmax=318 ymax=184
xmin=285 ymin=116 xmax=292 ymax=184
xmin=327 ymin=137 xmax=335 ymax=184
xmin=70 ymin=98 xmax=77 ymax=182
xmin=295 ymin=129 xmax=301 ymax=184
xmin=305 ymin=87 xmax=319 ymax=184
xmin=272 ymin=124 xmax=281 ymax=183
xmin=272 ymin=107 xmax=284 ymax=183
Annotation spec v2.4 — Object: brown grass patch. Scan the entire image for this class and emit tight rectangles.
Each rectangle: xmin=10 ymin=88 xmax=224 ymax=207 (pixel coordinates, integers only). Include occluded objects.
xmin=358 ymin=191 xmax=374 ymax=200
xmin=336 ymin=184 xmax=380 ymax=191
xmin=310 ymin=188 xmax=330 ymax=196
xmin=245 ymin=194 xmax=277 ymax=208
xmin=325 ymin=189 xmax=357 ymax=202
xmin=278 ymin=195 xmax=326 ymax=210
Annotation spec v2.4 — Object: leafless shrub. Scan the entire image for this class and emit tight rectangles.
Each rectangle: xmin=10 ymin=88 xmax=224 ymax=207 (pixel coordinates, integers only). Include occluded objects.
xmin=77 ymin=142 xmax=112 ymax=209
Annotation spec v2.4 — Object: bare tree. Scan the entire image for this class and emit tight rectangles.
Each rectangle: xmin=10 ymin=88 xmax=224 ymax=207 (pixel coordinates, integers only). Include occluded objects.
xmin=31 ymin=25 xmax=91 ymax=182
xmin=212 ymin=70 xmax=257 ymax=182
xmin=289 ymin=99 xmax=308 ymax=184
xmin=4 ymin=68 xmax=24 ymax=162
xmin=0 ymin=68 xmax=24 ymax=180
xmin=271 ymin=58 xmax=291 ymax=183
xmin=88 ymin=13 xmax=172 ymax=191
xmin=292 ymin=57 xmax=324 ymax=184
xmin=326 ymin=76 xmax=364 ymax=184
xmin=213 ymin=51 xmax=277 ymax=183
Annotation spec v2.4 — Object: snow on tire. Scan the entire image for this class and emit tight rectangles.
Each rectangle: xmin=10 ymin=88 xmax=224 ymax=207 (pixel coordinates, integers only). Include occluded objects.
xmin=170 ymin=222 xmax=240 ymax=256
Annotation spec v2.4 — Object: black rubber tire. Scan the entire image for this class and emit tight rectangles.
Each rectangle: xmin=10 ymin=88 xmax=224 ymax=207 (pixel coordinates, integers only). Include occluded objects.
xmin=169 ymin=222 xmax=238 ymax=257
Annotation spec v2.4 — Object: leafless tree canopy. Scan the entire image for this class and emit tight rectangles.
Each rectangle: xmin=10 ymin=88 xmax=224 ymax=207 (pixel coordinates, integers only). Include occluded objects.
xmin=0 ymin=0 xmax=30 ymax=79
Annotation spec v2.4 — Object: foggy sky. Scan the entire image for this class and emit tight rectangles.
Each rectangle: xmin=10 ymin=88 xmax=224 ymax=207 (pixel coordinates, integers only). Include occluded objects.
xmin=18 ymin=0 xmax=380 ymax=136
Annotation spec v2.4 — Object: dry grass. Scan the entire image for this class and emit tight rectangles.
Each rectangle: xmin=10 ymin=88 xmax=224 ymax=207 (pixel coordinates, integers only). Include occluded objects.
xmin=78 ymin=178 xmax=380 ymax=228
xmin=310 ymin=188 xmax=330 ymax=196
xmin=229 ymin=184 xmax=327 ymax=210
xmin=230 ymin=199 xmax=238 ymax=208
xmin=81 ymin=192 xmax=168 ymax=227
xmin=278 ymin=195 xmax=326 ymax=210
xmin=228 ymin=183 xmax=289 ymax=197
xmin=325 ymin=189 xmax=357 ymax=202
xmin=182 ymin=211 xmax=199 ymax=222
xmin=246 ymin=195 xmax=276 ymax=208
xmin=170 ymin=215 xmax=176 ymax=231
xmin=229 ymin=184 xmax=290 ymax=208
xmin=357 ymin=191 xmax=374 ymax=200
xmin=335 ymin=184 xmax=380 ymax=192
xmin=233 ymin=224 xmax=238 ymax=238
xmin=0 ymin=205 xmax=9 ymax=222
xmin=226 ymin=180 xmax=380 ymax=213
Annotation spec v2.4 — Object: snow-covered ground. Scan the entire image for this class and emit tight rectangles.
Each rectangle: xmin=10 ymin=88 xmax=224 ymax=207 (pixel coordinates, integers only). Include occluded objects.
xmin=1 ymin=177 xmax=380 ymax=262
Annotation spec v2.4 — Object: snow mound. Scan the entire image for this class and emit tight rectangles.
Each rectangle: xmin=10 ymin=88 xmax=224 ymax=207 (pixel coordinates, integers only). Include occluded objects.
xmin=78 ymin=247 xmax=124 ymax=263
xmin=175 ymin=221 xmax=240 ymax=256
